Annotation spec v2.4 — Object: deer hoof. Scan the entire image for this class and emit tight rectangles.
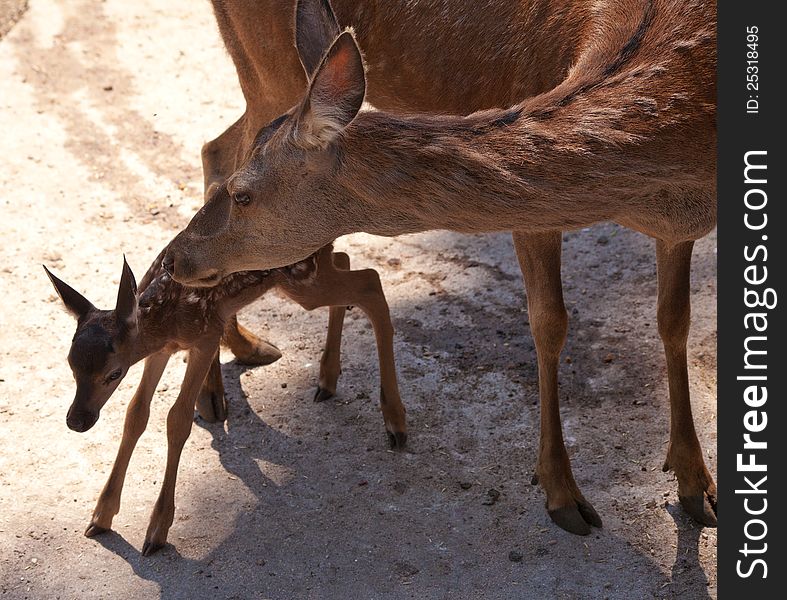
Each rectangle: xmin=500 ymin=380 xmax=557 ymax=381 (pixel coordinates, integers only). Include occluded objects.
xmin=141 ymin=540 xmax=166 ymax=557
xmin=313 ymin=387 xmax=334 ymax=402
xmin=84 ymin=523 xmax=110 ymax=538
xmin=548 ymin=499 xmax=602 ymax=536
xmin=196 ymin=389 xmax=227 ymax=423
xmin=235 ymin=340 xmax=282 ymax=366
xmin=679 ymin=493 xmax=717 ymax=527
xmin=386 ymin=430 xmax=407 ymax=450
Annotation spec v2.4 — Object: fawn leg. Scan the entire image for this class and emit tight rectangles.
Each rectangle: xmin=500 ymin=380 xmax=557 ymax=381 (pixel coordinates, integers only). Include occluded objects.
xmin=657 ymin=239 xmax=717 ymax=526
xmin=222 ymin=315 xmax=282 ymax=366
xmin=195 ymin=348 xmax=227 ymax=423
xmin=85 ymin=352 xmax=170 ymax=537
xmin=282 ymin=257 xmax=406 ymax=449
xmin=513 ymin=231 xmax=601 ymax=535
xmin=142 ymin=346 xmax=215 ymax=556
xmin=314 ymin=252 xmax=350 ymax=402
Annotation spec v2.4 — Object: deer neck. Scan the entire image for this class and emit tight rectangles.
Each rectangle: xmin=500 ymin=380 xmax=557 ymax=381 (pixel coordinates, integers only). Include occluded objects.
xmin=125 ymin=318 xmax=169 ymax=365
xmin=334 ymin=107 xmax=624 ymax=237
xmin=330 ymin=1 xmax=715 ymax=240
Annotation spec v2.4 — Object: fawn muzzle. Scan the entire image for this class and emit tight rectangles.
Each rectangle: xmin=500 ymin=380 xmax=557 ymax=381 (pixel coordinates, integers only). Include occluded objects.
xmin=66 ymin=404 xmax=99 ymax=432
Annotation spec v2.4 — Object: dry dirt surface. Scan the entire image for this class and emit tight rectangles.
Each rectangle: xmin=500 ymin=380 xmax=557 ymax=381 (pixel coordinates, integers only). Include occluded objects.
xmin=0 ymin=1 xmax=717 ymax=599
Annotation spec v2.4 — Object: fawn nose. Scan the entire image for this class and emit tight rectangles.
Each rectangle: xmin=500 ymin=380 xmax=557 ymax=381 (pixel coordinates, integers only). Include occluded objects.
xmin=66 ymin=408 xmax=99 ymax=432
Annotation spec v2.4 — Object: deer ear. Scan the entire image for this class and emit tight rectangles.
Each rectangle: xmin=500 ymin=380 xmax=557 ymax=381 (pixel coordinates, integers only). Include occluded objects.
xmin=115 ymin=256 xmax=138 ymax=332
xmin=295 ymin=30 xmax=366 ymax=149
xmin=43 ymin=265 xmax=95 ymax=320
xmin=295 ymin=0 xmax=341 ymax=77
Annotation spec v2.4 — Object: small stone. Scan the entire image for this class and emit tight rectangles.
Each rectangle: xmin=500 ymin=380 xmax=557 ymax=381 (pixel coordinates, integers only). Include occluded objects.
xmin=459 ymin=482 xmax=472 ymax=490
xmin=603 ymin=353 xmax=615 ymax=364
xmin=482 ymin=488 xmax=501 ymax=505
xmin=387 ymin=257 xmax=402 ymax=268
xmin=508 ymin=550 xmax=524 ymax=563
xmin=596 ymin=235 xmax=609 ymax=245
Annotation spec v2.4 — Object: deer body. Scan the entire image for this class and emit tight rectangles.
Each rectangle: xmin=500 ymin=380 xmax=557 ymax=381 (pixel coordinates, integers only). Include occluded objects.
xmin=47 ymin=234 xmax=406 ymax=555
xmin=167 ymin=0 xmax=716 ymax=536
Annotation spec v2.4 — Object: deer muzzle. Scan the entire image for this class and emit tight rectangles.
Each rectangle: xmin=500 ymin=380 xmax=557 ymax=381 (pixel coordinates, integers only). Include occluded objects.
xmin=66 ymin=405 xmax=99 ymax=432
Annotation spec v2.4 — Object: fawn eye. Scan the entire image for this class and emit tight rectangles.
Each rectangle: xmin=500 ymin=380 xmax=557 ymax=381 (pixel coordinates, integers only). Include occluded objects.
xmin=107 ymin=369 xmax=122 ymax=382
xmin=233 ymin=193 xmax=251 ymax=206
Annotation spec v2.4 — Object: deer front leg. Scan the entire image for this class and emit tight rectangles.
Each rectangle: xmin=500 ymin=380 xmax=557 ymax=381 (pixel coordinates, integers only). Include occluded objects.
xmin=195 ymin=348 xmax=227 ymax=423
xmin=656 ymin=239 xmax=717 ymax=526
xmin=314 ymin=252 xmax=350 ymax=402
xmin=513 ymin=231 xmax=601 ymax=535
xmin=221 ymin=315 xmax=282 ymax=366
xmin=202 ymin=122 xmax=283 ymax=369
xmin=142 ymin=345 xmax=215 ymax=556
xmin=85 ymin=352 xmax=170 ymax=537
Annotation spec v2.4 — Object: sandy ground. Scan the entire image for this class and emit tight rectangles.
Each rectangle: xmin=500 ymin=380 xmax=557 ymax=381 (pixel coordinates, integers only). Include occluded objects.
xmin=0 ymin=1 xmax=717 ymax=599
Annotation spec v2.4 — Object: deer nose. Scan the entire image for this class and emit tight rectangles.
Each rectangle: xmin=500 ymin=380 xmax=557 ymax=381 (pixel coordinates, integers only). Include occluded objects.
xmin=162 ymin=254 xmax=175 ymax=276
xmin=66 ymin=408 xmax=99 ymax=432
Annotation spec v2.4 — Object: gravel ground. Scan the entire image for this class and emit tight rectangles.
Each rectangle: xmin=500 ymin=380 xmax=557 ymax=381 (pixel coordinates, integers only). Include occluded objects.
xmin=0 ymin=1 xmax=717 ymax=599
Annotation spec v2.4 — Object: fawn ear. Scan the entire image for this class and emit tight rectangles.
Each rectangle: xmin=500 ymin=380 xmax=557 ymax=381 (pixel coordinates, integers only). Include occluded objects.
xmin=295 ymin=30 xmax=366 ymax=149
xmin=43 ymin=265 xmax=95 ymax=320
xmin=115 ymin=256 xmax=138 ymax=333
xmin=295 ymin=0 xmax=341 ymax=77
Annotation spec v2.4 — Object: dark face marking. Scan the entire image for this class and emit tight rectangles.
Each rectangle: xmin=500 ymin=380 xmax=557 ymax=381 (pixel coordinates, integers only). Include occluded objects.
xmin=68 ymin=322 xmax=114 ymax=375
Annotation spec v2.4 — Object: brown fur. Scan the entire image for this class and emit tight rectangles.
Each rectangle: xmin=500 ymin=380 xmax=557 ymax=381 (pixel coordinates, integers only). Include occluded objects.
xmin=46 ymin=224 xmax=406 ymax=555
xmin=168 ymin=0 xmax=717 ymax=534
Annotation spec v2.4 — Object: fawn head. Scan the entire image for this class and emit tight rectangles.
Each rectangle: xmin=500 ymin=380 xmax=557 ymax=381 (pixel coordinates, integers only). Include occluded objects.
xmin=45 ymin=259 xmax=139 ymax=432
xmin=164 ymin=0 xmax=367 ymax=285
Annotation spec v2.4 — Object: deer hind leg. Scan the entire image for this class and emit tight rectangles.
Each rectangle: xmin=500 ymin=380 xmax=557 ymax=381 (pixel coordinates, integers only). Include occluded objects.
xmin=142 ymin=344 xmax=216 ymax=556
xmin=314 ymin=252 xmax=350 ymax=402
xmin=657 ymin=240 xmax=717 ymax=526
xmin=85 ymin=352 xmax=170 ymax=538
xmin=513 ymin=231 xmax=601 ymax=535
xmin=195 ymin=347 xmax=228 ymax=423
xmin=281 ymin=252 xmax=407 ymax=449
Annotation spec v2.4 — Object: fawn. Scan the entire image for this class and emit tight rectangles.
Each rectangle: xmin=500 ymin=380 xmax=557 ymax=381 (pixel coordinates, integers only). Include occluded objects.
xmin=46 ymin=221 xmax=405 ymax=555
xmin=164 ymin=0 xmax=717 ymax=535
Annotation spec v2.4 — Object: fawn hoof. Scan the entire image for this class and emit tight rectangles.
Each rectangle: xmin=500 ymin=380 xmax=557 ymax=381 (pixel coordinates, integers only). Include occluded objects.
xmin=141 ymin=540 xmax=166 ymax=557
xmin=84 ymin=523 xmax=110 ymax=538
xmin=235 ymin=339 xmax=282 ymax=366
xmin=313 ymin=387 xmax=334 ymax=402
xmin=387 ymin=430 xmax=407 ymax=450
xmin=548 ymin=500 xmax=602 ymax=536
xmin=196 ymin=388 xmax=227 ymax=423
xmin=679 ymin=493 xmax=717 ymax=527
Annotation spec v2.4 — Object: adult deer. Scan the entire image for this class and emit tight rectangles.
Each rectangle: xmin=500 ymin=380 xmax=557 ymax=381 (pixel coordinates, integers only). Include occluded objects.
xmin=171 ymin=0 xmax=717 ymax=535
xmin=46 ymin=225 xmax=405 ymax=555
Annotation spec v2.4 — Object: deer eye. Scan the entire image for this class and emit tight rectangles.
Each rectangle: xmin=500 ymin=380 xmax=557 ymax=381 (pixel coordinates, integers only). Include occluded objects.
xmin=233 ymin=193 xmax=251 ymax=206
xmin=107 ymin=369 xmax=122 ymax=382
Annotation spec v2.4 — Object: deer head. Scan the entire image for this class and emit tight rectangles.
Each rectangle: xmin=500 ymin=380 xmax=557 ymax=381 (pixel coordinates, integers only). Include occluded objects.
xmin=164 ymin=0 xmax=366 ymax=285
xmin=45 ymin=258 xmax=139 ymax=432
